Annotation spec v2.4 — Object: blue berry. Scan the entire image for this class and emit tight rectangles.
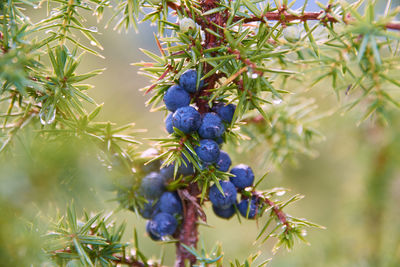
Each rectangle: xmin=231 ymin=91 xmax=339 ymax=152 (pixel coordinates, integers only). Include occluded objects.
xmin=209 ymin=180 xmax=237 ymax=208
xmin=229 ymin=164 xmax=254 ymax=189
xmin=198 ymin=113 xmax=225 ymax=139
xmin=238 ymin=197 xmax=261 ymax=219
xmin=214 ymin=103 xmax=236 ymax=124
xmin=150 ymin=212 xmax=178 ymax=237
xmin=216 ymin=151 xmax=231 ymax=172
xmin=212 ymin=204 xmax=236 ymax=219
xmin=146 ymin=220 xmax=161 ymax=241
xmin=142 ymin=160 xmax=161 ymax=173
xmin=159 ymin=191 xmax=182 ymax=215
xmin=195 ymin=139 xmax=220 ymax=164
xmin=165 ymin=113 xmax=174 ymax=134
xmin=179 ymin=69 xmax=204 ymax=93
xmin=172 ymin=106 xmax=201 ymax=134
xmin=163 ymin=85 xmax=191 ymax=112
xmin=139 ymin=200 xmax=160 ymax=219
xmin=139 ymin=172 xmax=165 ymax=199
xmin=178 ymin=152 xmax=195 ymax=176
xmin=160 ymin=163 xmax=175 ymax=183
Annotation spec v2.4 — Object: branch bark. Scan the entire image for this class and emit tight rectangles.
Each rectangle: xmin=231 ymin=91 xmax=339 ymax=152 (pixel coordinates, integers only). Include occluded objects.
xmin=175 ymin=183 xmax=202 ymax=267
xmin=253 ymin=191 xmax=291 ymax=230
xmin=238 ymin=11 xmax=337 ymax=24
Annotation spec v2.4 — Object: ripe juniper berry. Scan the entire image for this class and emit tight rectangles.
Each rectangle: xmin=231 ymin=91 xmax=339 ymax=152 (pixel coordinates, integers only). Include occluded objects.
xmin=159 ymin=191 xmax=183 ymax=215
xmin=160 ymin=163 xmax=175 ymax=183
xmin=150 ymin=212 xmax=178 ymax=237
xmin=198 ymin=112 xmax=225 ymax=139
xmin=139 ymin=199 xmax=159 ymax=219
xmin=172 ymin=106 xmax=201 ymax=134
xmin=212 ymin=204 xmax=236 ymax=219
xmin=214 ymin=103 xmax=236 ymax=124
xmin=209 ymin=180 xmax=237 ymax=209
xmin=195 ymin=139 xmax=220 ymax=164
xmin=238 ymin=197 xmax=261 ymax=219
xmin=216 ymin=151 xmax=231 ymax=172
xmin=179 ymin=69 xmax=204 ymax=93
xmin=230 ymin=164 xmax=255 ymax=189
xmin=163 ymin=84 xmax=190 ymax=112
xmin=146 ymin=220 xmax=161 ymax=241
xmin=177 ymin=152 xmax=195 ymax=176
xmin=139 ymin=172 xmax=165 ymax=199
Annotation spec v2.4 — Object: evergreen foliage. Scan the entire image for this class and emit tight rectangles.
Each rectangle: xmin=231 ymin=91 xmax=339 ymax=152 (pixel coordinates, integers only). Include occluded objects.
xmin=0 ymin=0 xmax=399 ymax=266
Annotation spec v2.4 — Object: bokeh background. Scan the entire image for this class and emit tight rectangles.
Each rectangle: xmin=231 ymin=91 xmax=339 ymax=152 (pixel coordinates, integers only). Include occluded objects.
xmin=1 ymin=0 xmax=400 ymax=266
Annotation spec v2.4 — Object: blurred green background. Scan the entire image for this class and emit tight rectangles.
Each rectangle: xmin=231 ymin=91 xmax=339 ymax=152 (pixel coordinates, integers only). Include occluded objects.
xmin=1 ymin=1 xmax=400 ymax=266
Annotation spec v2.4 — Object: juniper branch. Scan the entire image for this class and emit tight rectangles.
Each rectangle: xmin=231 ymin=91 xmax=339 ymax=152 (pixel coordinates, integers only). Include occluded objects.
xmin=166 ymin=2 xmax=400 ymax=31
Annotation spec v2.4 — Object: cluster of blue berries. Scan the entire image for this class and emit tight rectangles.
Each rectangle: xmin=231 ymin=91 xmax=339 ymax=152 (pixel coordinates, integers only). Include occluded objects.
xmin=137 ymin=149 xmax=183 ymax=241
xmin=163 ymin=69 xmax=263 ymax=220
xmin=209 ymin=164 xmax=263 ymax=220
xmin=136 ymin=69 xmax=264 ymax=242
xmin=164 ymin=69 xmax=236 ymax=166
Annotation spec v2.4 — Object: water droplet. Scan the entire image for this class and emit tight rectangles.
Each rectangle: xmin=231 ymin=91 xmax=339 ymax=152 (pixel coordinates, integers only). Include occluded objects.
xmin=247 ymin=69 xmax=259 ymax=79
xmin=33 ymin=5 xmax=39 ymax=9
xmin=297 ymin=125 xmax=303 ymax=135
xmin=141 ymin=148 xmax=158 ymax=157
xmin=179 ymin=18 xmax=196 ymax=32
xmin=90 ymin=40 xmax=97 ymax=46
xmin=276 ymin=190 xmax=286 ymax=196
xmin=50 ymin=10 xmax=59 ymax=16
xmin=39 ymin=108 xmax=56 ymax=125
xmin=200 ymin=30 xmax=205 ymax=40
xmin=89 ymin=26 xmax=98 ymax=32
xmin=45 ymin=30 xmax=53 ymax=34
xmin=272 ymin=99 xmax=283 ymax=105
xmin=301 ymin=230 xmax=307 ymax=236
xmin=107 ymin=166 xmax=112 ymax=171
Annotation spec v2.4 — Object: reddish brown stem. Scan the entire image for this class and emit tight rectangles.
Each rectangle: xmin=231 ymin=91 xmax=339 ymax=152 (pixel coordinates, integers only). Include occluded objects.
xmin=174 ymin=1 xmax=228 ymax=264
xmin=386 ymin=22 xmax=400 ymax=31
xmin=253 ymin=191 xmax=291 ymax=230
xmin=263 ymin=197 xmax=290 ymax=229
xmin=175 ymin=183 xmax=202 ymax=267
xmin=0 ymin=31 xmax=8 ymax=53
xmin=239 ymin=11 xmax=338 ymax=24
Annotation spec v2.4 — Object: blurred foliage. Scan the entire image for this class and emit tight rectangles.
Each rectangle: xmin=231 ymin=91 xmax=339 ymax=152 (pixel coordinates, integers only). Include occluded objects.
xmin=240 ymin=97 xmax=327 ymax=165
